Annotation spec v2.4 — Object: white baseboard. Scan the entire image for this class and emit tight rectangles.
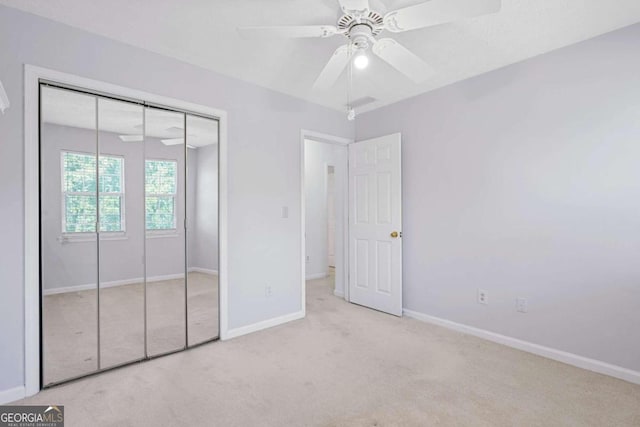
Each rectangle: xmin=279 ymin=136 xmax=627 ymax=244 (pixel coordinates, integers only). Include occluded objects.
xmin=224 ymin=310 xmax=305 ymax=340
xmin=0 ymin=386 xmax=25 ymax=405
xmin=403 ymin=309 xmax=640 ymax=385
xmin=43 ymin=269 xmax=217 ymax=296
xmin=189 ymin=267 xmax=219 ymax=275
xmin=306 ymin=272 xmax=328 ymax=280
xmin=334 ymin=289 xmax=345 ymax=298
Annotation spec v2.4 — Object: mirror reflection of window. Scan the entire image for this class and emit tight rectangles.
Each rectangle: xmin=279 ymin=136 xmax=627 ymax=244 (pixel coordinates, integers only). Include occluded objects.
xmin=62 ymin=151 xmax=125 ymax=234
xmin=145 ymin=159 xmax=177 ymax=231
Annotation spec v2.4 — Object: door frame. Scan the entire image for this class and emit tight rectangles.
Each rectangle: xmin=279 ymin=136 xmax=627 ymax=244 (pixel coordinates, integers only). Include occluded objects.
xmin=300 ymin=130 xmax=352 ymax=314
xmin=24 ymin=65 xmax=229 ymax=396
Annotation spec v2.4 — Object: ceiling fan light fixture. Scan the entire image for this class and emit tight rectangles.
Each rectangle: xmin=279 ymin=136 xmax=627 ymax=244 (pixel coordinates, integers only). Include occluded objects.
xmin=240 ymin=0 xmax=502 ymax=90
xmin=354 ymin=52 xmax=369 ymax=70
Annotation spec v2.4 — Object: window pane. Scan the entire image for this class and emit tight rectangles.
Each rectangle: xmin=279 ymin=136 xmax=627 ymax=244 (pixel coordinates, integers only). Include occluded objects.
xmin=145 ymin=160 xmax=176 ymax=194
xmin=99 ymin=157 xmax=123 ymax=193
xmin=146 ymin=196 xmax=175 ymax=230
xmin=63 ymin=152 xmax=124 ymax=233
xmin=99 ymin=195 xmax=122 ymax=232
xmin=65 ymin=194 xmax=97 ymax=232
xmin=63 ymin=152 xmax=96 ymax=193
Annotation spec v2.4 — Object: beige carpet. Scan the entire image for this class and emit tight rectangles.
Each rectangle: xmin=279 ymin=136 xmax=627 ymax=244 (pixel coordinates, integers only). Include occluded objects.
xmin=21 ymin=274 xmax=640 ymax=426
xmin=43 ymin=272 xmax=218 ymax=385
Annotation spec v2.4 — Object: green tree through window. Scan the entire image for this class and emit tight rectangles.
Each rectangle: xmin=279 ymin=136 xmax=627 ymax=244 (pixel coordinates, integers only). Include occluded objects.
xmin=145 ymin=160 xmax=177 ymax=230
xmin=62 ymin=151 xmax=124 ymax=233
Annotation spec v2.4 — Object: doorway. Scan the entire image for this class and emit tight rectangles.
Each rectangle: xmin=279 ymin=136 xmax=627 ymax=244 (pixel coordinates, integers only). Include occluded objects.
xmin=303 ymin=135 xmax=349 ymax=305
xmin=302 ymin=131 xmax=404 ymax=318
xmin=39 ymin=82 xmax=220 ymax=387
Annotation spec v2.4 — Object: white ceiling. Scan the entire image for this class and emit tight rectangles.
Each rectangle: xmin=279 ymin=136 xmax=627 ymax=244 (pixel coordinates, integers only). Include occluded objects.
xmin=5 ymin=0 xmax=640 ymax=113
xmin=42 ymin=86 xmax=218 ymax=147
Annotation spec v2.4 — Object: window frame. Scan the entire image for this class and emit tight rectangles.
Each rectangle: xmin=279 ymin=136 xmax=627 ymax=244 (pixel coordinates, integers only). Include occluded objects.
xmin=60 ymin=150 xmax=126 ymax=238
xmin=144 ymin=158 xmax=178 ymax=235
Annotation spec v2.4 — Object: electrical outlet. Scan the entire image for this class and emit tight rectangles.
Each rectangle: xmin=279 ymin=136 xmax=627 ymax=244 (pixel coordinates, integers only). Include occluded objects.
xmin=477 ymin=289 xmax=488 ymax=305
xmin=306 ymin=255 xmax=310 ymax=263
xmin=265 ymin=285 xmax=272 ymax=297
xmin=516 ymin=297 xmax=528 ymax=313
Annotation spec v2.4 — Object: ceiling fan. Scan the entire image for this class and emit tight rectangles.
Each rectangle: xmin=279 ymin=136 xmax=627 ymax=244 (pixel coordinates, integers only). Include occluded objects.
xmin=239 ymin=0 xmax=501 ymax=91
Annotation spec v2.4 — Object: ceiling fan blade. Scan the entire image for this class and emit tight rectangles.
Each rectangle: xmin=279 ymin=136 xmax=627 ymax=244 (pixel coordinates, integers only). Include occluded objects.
xmin=238 ymin=25 xmax=338 ymax=38
xmin=313 ymin=45 xmax=351 ymax=91
xmin=384 ymin=0 xmax=501 ymax=32
xmin=372 ymin=38 xmax=434 ymax=83
xmin=338 ymin=0 xmax=370 ymax=14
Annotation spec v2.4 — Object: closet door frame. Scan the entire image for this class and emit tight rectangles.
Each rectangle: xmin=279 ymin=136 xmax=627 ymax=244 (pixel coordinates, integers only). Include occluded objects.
xmin=24 ymin=65 xmax=228 ymax=396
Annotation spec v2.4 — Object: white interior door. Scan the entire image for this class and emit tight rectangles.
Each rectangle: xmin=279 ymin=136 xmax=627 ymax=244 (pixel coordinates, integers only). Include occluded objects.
xmin=348 ymin=133 xmax=402 ymax=316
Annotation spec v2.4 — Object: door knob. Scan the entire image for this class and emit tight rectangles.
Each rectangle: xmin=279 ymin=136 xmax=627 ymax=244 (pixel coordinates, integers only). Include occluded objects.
xmin=390 ymin=231 xmax=401 ymax=238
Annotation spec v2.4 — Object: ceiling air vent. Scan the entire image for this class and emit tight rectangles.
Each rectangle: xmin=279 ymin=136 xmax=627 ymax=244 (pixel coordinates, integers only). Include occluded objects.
xmin=347 ymin=96 xmax=377 ymax=109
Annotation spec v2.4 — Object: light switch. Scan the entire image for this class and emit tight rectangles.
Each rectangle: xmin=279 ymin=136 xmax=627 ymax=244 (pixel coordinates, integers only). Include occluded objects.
xmin=281 ymin=206 xmax=289 ymax=219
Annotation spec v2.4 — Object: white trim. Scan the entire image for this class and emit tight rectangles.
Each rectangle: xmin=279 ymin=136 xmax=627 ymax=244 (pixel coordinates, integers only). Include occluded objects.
xmin=403 ymin=309 xmax=640 ymax=385
xmin=58 ymin=233 xmax=128 ymax=243
xmin=333 ymin=289 xmax=345 ymax=298
xmin=300 ymin=129 xmax=352 ymax=312
xmin=225 ymin=310 xmax=305 ymax=340
xmin=300 ymin=132 xmax=307 ymax=318
xmin=306 ymin=272 xmax=328 ymax=280
xmin=24 ymin=66 xmax=40 ymax=398
xmin=24 ymin=64 xmax=229 ymax=394
xmin=0 ymin=386 xmax=26 ymax=405
xmin=339 ymin=144 xmax=349 ymax=303
xmin=189 ymin=267 xmax=219 ymax=275
xmin=42 ymin=273 xmax=188 ymax=296
xmin=302 ymin=130 xmax=352 ymax=146
xmin=144 ymin=231 xmax=180 ymax=239
xmin=218 ymin=103 xmax=229 ymax=340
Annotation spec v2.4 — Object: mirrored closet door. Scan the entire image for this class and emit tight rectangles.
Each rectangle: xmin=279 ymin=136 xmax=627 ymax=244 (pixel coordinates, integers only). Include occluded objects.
xmin=40 ymin=83 xmax=220 ymax=387
xmin=186 ymin=114 xmax=220 ymax=346
xmin=144 ymin=106 xmax=187 ymax=356
xmin=97 ymin=97 xmax=146 ymax=370
xmin=41 ymin=86 xmax=100 ymax=384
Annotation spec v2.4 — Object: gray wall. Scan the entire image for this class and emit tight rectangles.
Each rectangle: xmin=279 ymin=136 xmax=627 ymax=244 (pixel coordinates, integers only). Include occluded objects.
xmin=356 ymin=23 xmax=640 ymax=372
xmin=0 ymin=5 xmax=353 ymax=393
xmin=191 ymin=144 xmax=219 ymax=272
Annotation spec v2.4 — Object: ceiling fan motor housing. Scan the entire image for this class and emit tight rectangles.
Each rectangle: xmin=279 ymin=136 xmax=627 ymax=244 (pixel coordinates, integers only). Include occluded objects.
xmin=349 ymin=24 xmax=373 ymax=49
xmin=338 ymin=10 xmax=384 ymax=50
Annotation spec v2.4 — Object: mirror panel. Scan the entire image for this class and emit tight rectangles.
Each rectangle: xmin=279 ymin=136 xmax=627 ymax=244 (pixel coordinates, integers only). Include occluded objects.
xmin=186 ymin=114 xmax=220 ymax=345
xmin=144 ymin=106 xmax=187 ymax=356
xmin=98 ymin=98 xmax=146 ymax=368
xmin=40 ymin=86 xmax=99 ymax=384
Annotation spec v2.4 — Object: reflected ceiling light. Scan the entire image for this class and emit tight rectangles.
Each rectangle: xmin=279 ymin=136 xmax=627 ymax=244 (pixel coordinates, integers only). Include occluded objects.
xmin=165 ymin=126 xmax=184 ymax=136
xmin=119 ymin=135 xmax=143 ymax=142
xmin=161 ymin=138 xmax=184 ymax=146
xmin=353 ymin=52 xmax=369 ymax=70
xmin=0 ymin=80 xmax=9 ymax=114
